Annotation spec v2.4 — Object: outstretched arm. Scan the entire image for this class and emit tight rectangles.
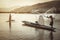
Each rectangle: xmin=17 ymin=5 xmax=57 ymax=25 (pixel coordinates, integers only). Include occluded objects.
xmin=44 ymin=15 xmax=55 ymax=19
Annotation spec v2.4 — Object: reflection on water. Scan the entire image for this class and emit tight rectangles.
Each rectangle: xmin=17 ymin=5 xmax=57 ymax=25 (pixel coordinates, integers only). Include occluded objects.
xmin=0 ymin=13 xmax=40 ymax=40
xmin=0 ymin=13 xmax=60 ymax=40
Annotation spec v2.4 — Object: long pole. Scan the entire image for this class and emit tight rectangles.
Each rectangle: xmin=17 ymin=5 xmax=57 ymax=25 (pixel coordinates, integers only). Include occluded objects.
xmin=9 ymin=13 xmax=11 ymax=32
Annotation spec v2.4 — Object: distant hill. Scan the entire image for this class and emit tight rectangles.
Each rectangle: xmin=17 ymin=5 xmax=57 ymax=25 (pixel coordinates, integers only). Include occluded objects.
xmin=0 ymin=8 xmax=10 ymax=12
xmin=11 ymin=1 xmax=60 ymax=13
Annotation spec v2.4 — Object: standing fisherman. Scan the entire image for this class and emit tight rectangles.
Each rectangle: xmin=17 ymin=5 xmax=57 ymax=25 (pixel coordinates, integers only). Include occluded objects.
xmin=46 ymin=15 xmax=54 ymax=40
xmin=49 ymin=16 xmax=54 ymax=40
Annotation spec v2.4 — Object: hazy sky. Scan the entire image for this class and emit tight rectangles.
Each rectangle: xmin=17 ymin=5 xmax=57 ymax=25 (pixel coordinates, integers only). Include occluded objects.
xmin=0 ymin=0 xmax=53 ymax=8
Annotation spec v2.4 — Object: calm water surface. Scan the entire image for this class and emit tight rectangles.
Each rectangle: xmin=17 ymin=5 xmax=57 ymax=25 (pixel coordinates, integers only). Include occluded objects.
xmin=0 ymin=13 xmax=60 ymax=40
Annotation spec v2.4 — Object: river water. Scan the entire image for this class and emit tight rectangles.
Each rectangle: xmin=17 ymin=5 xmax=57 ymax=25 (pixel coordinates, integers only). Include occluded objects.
xmin=0 ymin=13 xmax=60 ymax=40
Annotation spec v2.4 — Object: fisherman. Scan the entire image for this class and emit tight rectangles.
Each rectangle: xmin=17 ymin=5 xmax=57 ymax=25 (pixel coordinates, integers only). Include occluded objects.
xmin=49 ymin=16 xmax=53 ymax=27
xmin=46 ymin=15 xmax=54 ymax=40
xmin=49 ymin=15 xmax=54 ymax=40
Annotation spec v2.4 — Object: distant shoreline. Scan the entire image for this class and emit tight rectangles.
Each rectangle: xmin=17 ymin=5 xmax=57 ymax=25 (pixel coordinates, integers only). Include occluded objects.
xmin=0 ymin=12 xmax=60 ymax=14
